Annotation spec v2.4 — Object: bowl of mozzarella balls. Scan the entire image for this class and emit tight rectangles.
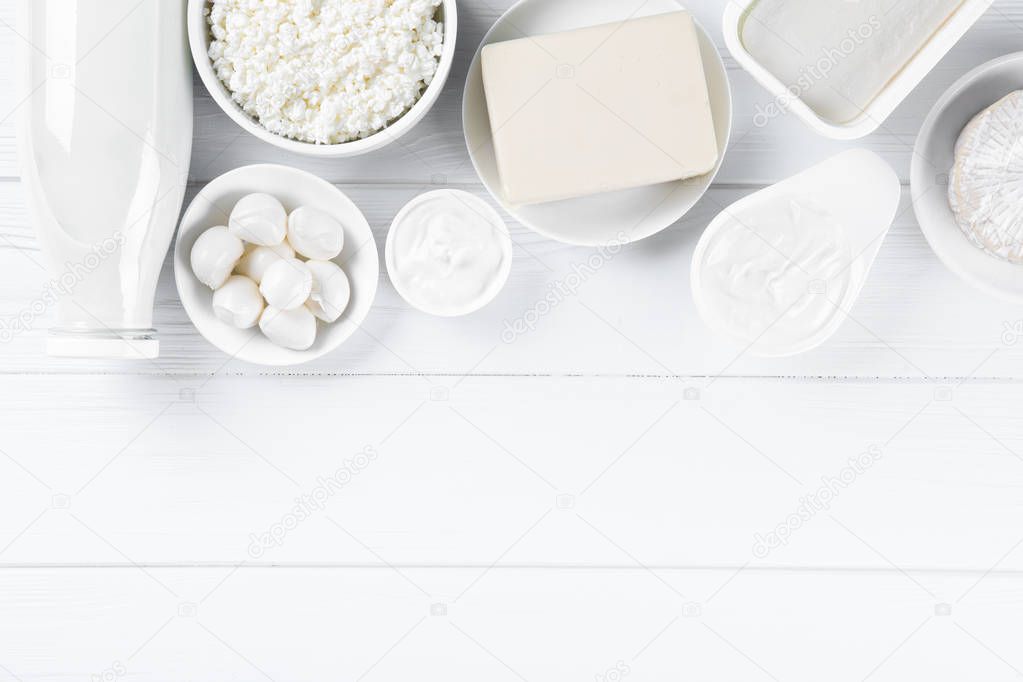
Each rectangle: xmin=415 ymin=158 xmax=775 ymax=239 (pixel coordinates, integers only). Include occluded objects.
xmin=188 ymin=0 xmax=457 ymax=157
xmin=174 ymin=165 xmax=379 ymax=366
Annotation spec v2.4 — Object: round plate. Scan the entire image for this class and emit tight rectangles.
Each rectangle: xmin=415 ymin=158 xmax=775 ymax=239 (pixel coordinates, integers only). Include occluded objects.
xmin=174 ymin=165 xmax=379 ymax=366
xmin=462 ymin=0 xmax=732 ymax=246
xmin=912 ymin=52 xmax=1023 ymax=303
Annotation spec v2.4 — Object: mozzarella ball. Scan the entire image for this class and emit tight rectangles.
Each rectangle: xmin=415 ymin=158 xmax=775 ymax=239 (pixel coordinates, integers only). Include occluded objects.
xmin=259 ymin=258 xmax=313 ymax=310
xmin=229 ymin=193 xmax=287 ymax=246
xmin=212 ymin=275 xmax=264 ymax=329
xmin=235 ymin=241 xmax=295 ymax=284
xmin=288 ymin=206 xmax=345 ymax=260
xmin=191 ymin=226 xmax=245 ymax=289
xmin=305 ymin=260 xmax=351 ymax=323
xmin=259 ymin=306 xmax=317 ymax=351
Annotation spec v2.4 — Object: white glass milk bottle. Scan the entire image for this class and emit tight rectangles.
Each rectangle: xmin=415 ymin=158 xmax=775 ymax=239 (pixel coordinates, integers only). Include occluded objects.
xmin=16 ymin=0 xmax=193 ymax=359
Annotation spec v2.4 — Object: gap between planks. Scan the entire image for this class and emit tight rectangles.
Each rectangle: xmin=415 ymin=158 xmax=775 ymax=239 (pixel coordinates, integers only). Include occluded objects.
xmin=0 ymin=563 xmax=1021 ymax=575
xmin=0 ymin=371 xmax=1018 ymax=383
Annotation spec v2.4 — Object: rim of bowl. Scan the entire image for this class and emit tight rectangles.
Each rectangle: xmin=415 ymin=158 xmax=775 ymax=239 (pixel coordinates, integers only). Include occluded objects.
xmin=187 ymin=0 xmax=458 ymax=158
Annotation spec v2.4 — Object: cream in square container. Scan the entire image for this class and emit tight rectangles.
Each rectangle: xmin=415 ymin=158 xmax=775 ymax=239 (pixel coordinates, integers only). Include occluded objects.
xmin=480 ymin=11 xmax=718 ymax=206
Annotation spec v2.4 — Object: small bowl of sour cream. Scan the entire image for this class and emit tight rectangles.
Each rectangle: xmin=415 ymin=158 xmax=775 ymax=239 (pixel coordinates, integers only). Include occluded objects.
xmin=386 ymin=190 xmax=513 ymax=317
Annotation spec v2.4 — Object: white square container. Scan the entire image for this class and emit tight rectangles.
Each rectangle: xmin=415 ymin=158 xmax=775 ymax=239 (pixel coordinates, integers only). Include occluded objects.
xmin=722 ymin=0 xmax=994 ymax=139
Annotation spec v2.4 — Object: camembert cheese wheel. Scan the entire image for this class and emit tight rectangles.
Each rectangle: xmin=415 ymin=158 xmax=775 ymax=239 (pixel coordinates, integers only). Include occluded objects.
xmin=948 ymin=90 xmax=1023 ymax=263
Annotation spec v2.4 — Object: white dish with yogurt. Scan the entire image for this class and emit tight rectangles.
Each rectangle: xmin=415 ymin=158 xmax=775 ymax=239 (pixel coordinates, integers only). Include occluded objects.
xmin=724 ymin=0 xmax=994 ymax=139
xmin=692 ymin=150 xmax=901 ymax=357
xmin=386 ymin=190 xmax=513 ymax=317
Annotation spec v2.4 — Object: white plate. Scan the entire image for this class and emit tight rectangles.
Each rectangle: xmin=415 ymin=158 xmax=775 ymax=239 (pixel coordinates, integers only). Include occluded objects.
xmin=912 ymin=52 xmax=1023 ymax=303
xmin=461 ymin=0 xmax=732 ymax=247
xmin=174 ymin=165 xmax=379 ymax=366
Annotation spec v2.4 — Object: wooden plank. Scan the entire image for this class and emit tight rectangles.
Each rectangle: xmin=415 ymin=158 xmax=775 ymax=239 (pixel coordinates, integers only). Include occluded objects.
xmin=0 ymin=566 xmax=1020 ymax=681
xmin=1 ymin=2 xmax=1022 ymax=183
xmin=2 ymin=181 xmax=1023 ymax=377
xmin=1 ymin=375 xmax=1021 ymax=570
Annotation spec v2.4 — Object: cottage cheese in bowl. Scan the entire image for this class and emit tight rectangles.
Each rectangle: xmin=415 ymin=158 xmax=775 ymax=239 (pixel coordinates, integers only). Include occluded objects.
xmin=195 ymin=0 xmax=452 ymax=154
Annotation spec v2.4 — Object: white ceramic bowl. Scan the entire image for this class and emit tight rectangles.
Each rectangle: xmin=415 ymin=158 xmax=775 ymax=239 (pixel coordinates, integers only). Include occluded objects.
xmin=385 ymin=190 xmax=513 ymax=317
xmin=187 ymin=0 xmax=457 ymax=158
xmin=912 ymin=52 xmax=1023 ymax=303
xmin=174 ymin=165 xmax=379 ymax=366
xmin=462 ymin=0 xmax=732 ymax=247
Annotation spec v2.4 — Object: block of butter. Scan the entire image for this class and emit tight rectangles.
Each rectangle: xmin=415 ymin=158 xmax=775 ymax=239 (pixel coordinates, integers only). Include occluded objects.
xmin=480 ymin=11 xmax=718 ymax=206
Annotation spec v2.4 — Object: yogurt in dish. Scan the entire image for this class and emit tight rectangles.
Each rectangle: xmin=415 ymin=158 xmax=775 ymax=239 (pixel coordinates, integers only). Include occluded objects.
xmin=692 ymin=150 xmax=901 ymax=357
xmin=698 ymin=199 xmax=853 ymax=354
xmin=386 ymin=190 xmax=513 ymax=317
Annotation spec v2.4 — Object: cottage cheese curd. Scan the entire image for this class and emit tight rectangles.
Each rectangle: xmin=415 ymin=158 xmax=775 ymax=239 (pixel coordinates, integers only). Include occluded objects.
xmin=207 ymin=0 xmax=444 ymax=144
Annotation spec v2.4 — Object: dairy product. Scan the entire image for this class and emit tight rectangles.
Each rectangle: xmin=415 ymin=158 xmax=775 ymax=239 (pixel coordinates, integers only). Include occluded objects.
xmin=259 ymin=306 xmax=317 ymax=351
xmin=480 ymin=11 xmax=718 ymax=206
xmin=692 ymin=150 xmax=901 ymax=356
xmin=229 ymin=193 xmax=288 ymax=246
xmin=386 ymin=190 xmax=512 ymax=316
xmin=212 ymin=275 xmax=264 ymax=329
xmin=306 ymin=261 xmax=352 ymax=323
xmin=741 ymin=0 xmax=965 ymax=124
xmin=260 ymin=259 xmax=314 ymax=311
xmin=948 ymin=91 xmax=1023 ymax=263
xmin=17 ymin=0 xmax=193 ymax=358
xmin=288 ymin=207 xmax=345 ymax=261
xmin=697 ymin=200 xmax=852 ymax=353
xmin=188 ymin=191 xmax=359 ymax=351
xmin=207 ymin=0 xmax=445 ymax=145
xmin=236 ymin=242 xmax=296 ymax=285
xmin=192 ymin=226 xmax=246 ymax=289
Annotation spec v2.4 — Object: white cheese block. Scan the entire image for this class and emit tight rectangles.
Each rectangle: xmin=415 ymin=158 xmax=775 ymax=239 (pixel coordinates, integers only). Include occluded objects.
xmin=480 ymin=11 xmax=718 ymax=206
xmin=949 ymin=91 xmax=1023 ymax=263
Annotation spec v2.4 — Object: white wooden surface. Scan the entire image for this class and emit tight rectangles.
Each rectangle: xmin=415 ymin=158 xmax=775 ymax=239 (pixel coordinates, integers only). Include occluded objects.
xmin=3 ymin=1 xmax=1023 ymax=680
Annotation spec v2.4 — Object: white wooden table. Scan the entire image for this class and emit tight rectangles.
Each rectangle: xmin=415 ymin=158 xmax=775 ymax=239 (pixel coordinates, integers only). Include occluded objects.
xmin=3 ymin=1 xmax=1023 ymax=679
